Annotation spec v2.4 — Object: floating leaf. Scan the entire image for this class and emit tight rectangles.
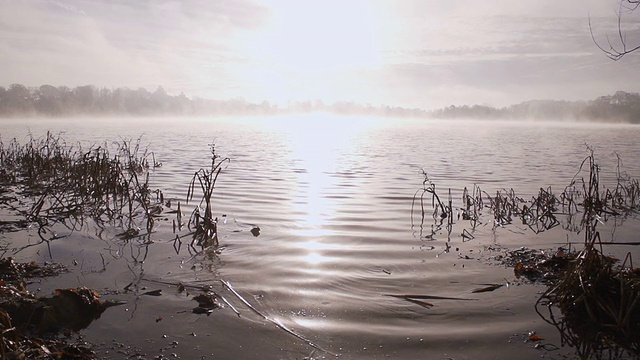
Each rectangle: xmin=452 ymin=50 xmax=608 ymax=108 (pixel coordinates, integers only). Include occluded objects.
xmin=250 ymin=226 xmax=261 ymax=237
xmin=529 ymin=334 xmax=544 ymax=341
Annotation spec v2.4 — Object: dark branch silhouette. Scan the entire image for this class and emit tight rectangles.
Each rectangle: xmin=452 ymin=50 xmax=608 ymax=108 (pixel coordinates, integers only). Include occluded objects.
xmin=590 ymin=1 xmax=640 ymax=60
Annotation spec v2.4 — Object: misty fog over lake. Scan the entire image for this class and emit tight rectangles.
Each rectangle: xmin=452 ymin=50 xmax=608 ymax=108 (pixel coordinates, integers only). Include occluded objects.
xmin=2 ymin=0 xmax=640 ymax=359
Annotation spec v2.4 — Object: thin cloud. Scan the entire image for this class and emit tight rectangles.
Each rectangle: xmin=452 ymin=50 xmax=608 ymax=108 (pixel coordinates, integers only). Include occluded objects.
xmin=1 ymin=0 xmax=639 ymax=109
xmin=47 ymin=0 xmax=87 ymax=16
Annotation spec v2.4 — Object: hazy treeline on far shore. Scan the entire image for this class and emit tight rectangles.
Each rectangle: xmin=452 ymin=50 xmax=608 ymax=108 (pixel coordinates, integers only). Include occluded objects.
xmin=1 ymin=83 xmax=639 ymax=123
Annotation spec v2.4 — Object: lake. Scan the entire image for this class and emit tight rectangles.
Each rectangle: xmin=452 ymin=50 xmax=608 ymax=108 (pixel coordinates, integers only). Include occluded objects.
xmin=2 ymin=116 xmax=640 ymax=359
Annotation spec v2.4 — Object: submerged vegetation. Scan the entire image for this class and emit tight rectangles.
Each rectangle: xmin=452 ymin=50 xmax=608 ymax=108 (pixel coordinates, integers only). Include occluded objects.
xmin=0 ymin=133 xmax=293 ymax=359
xmin=1 ymin=130 xmax=639 ymax=359
xmin=0 ymin=133 xmax=237 ymax=358
xmin=0 ymin=132 xmax=234 ymax=258
xmin=0 ymin=132 xmax=164 ymax=257
xmin=412 ymin=147 xmax=640 ymax=359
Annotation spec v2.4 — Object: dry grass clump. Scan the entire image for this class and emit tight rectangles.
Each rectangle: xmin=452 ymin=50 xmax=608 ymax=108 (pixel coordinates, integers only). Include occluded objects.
xmin=0 ymin=314 xmax=97 ymax=360
xmin=0 ymin=133 xmax=163 ymax=255
xmin=0 ymin=132 xmax=233 ymax=259
xmin=561 ymin=149 xmax=640 ymax=229
xmin=537 ymin=231 xmax=640 ymax=359
xmin=505 ymin=246 xmax=577 ymax=285
xmin=485 ymin=186 xmax=560 ymax=232
xmin=505 ymin=234 xmax=640 ymax=359
xmin=412 ymin=176 xmax=563 ymax=240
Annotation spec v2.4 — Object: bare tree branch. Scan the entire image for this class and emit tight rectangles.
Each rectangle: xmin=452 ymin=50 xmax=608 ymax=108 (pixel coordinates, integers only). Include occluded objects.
xmin=589 ymin=1 xmax=640 ymax=61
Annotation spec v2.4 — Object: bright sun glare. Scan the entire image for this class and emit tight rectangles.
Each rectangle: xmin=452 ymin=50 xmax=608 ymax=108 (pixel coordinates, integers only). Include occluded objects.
xmin=240 ymin=1 xmax=382 ymax=104
xmin=262 ymin=1 xmax=380 ymax=71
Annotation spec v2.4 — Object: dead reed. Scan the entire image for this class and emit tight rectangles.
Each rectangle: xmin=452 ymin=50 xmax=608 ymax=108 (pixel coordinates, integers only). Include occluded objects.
xmin=186 ymin=143 xmax=229 ymax=250
xmin=461 ymin=184 xmax=483 ymax=224
xmin=412 ymin=148 xmax=638 ymax=241
xmin=561 ymin=147 xmax=640 ymax=234
xmin=411 ymin=170 xmax=453 ymax=239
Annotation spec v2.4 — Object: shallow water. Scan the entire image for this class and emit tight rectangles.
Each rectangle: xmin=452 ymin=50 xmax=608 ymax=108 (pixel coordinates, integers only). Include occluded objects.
xmin=2 ymin=116 xmax=640 ymax=359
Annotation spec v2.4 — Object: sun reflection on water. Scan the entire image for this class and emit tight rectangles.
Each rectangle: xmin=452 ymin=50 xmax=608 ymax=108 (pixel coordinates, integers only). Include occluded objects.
xmin=274 ymin=115 xmax=382 ymax=265
xmin=301 ymin=252 xmax=329 ymax=265
xmin=294 ymin=240 xmax=340 ymax=266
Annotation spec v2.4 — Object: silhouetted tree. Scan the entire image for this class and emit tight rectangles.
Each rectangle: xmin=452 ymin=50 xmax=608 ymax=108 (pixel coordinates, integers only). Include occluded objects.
xmin=75 ymin=85 xmax=97 ymax=113
xmin=582 ymin=91 xmax=640 ymax=123
xmin=0 ymin=86 xmax=7 ymax=116
xmin=35 ymin=85 xmax=63 ymax=115
xmin=58 ymin=86 xmax=76 ymax=114
xmin=4 ymin=84 xmax=34 ymax=115
xmin=151 ymin=86 xmax=170 ymax=113
xmin=97 ymin=87 xmax=112 ymax=113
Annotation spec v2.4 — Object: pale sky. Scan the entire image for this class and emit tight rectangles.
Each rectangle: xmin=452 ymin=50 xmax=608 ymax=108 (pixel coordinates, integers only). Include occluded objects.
xmin=1 ymin=0 xmax=640 ymax=109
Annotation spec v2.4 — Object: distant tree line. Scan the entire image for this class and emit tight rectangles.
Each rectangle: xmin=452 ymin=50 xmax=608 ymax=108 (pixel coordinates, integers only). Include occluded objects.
xmin=431 ymin=91 xmax=640 ymax=123
xmin=0 ymin=84 xmax=280 ymax=117
xmin=1 ymin=83 xmax=639 ymax=123
xmin=0 ymin=83 xmax=431 ymax=119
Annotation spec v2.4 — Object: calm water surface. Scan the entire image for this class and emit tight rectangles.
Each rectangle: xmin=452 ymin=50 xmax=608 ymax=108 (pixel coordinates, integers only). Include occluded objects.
xmin=2 ymin=116 xmax=640 ymax=359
